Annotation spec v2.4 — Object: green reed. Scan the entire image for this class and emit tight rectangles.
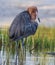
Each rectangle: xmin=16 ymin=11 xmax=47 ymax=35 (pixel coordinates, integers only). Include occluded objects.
xmin=0 ymin=26 xmax=55 ymax=52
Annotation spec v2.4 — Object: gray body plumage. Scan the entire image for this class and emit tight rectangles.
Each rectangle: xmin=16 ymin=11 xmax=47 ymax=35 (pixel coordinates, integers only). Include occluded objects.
xmin=9 ymin=11 xmax=38 ymax=41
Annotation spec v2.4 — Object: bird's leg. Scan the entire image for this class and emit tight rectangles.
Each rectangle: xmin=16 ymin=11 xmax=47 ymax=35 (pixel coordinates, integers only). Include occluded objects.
xmin=21 ymin=38 xmax=25 ymax=56
xmin=21 ymin=38 xmax=24 ymax=48
xmin=15 ymin=41 xmax=18 ymax=65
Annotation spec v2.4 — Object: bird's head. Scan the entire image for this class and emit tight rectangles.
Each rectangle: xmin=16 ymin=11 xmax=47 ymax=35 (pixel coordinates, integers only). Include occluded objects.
xmin=27 ymin=6 xmax=40 ymax=22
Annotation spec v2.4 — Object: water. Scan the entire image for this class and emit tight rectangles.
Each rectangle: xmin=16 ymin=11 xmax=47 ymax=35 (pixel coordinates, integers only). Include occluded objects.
xmin=0 ymin=37 xmax=55 ymax=65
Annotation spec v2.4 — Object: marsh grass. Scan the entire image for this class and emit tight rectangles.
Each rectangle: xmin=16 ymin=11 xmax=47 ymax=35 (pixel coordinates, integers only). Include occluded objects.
xmin=0 ymin=26 xmax=55 ymax=53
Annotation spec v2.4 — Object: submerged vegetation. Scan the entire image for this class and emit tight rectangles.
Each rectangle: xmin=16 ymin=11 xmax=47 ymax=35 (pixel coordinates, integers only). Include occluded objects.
xmin=0 ymin=26 xmax=55 ymax=53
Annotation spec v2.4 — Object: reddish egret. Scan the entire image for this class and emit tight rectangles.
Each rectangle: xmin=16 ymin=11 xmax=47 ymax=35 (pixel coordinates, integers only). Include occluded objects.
xmin=9 ymin=6 xmax=40 ymax=65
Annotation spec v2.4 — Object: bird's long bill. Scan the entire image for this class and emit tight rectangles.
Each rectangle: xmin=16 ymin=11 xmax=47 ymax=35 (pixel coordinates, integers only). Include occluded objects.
xmin=38 ymin=17 xmax=40 ymax=22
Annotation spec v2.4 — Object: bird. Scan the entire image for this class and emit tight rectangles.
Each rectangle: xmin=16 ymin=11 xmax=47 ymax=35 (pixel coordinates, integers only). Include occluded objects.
xmin=9 ymin=6 xmax=40 ymax=65
xmin=9 ymin=6 xmax=40 ymax=41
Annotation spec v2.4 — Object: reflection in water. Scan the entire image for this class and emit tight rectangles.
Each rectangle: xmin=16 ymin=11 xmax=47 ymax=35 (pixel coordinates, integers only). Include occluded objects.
xmin=0 ymin=40 xmax=55 ymax=65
